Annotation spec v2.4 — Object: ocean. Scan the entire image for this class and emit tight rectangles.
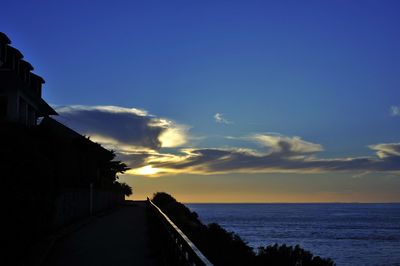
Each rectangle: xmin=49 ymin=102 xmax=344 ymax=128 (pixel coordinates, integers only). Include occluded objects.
xmin=186 ymin=203 xmax=400 ymax=266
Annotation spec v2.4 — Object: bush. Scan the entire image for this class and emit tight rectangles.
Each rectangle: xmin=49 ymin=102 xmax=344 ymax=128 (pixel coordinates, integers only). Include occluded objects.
xmin=256 ymin=244 xmax=335 ymax=266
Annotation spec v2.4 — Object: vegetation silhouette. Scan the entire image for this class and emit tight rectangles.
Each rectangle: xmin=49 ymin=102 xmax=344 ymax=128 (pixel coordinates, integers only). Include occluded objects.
xmin=152 ymin=192 xmax=335 ymax=266
xmin=113 ymin=181 xmax=133 ymax=197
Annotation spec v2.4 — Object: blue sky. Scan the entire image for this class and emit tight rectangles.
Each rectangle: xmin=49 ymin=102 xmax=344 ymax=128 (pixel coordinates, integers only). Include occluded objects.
xmin=3 ymin=0 xmax=400 ymax=201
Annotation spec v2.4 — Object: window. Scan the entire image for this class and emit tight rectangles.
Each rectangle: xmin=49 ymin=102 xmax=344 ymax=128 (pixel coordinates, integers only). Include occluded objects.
xmin=27 ymin=105 xmax=36 ymax=126
xmin=18 ymin=97 xmax=27 ymax=125
xmin=0 ymin=95 xmax=7 ymax=119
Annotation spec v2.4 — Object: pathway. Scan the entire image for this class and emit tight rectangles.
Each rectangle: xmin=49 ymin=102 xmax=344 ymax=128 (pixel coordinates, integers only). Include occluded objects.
xmin=44 ymin=201 xmax=161 ymax=266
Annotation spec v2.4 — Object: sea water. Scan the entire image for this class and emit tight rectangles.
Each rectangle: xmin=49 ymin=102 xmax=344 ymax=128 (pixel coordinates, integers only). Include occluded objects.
xmin=187 ymin=203 xmax=400 ymax=266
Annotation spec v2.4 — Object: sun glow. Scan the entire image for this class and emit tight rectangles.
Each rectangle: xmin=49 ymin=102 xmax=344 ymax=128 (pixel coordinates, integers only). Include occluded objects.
xmin=158 ymin=125 xmax=188 ymax=148
xmin=129 ymin=165 xmax=160 ymax=176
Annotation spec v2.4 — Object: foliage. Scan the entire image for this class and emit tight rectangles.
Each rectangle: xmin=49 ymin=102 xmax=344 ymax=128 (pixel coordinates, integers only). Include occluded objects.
xmin=108 ymin=150 xmax=130 ymax=174
xmin=120 ymin=182 xmax=132 ymax=196
xmin=98 ymin=145 xmax=130 ymax=198
xmin=152 ymin=192 xmax=335 ymax=266
xmin=256 ymin=244 xmax=335 ymax=266
xmin=111 ymin=181 xmax=133 ymax=196
xmin=100 ymin=150 xmax=130 ymax=185
xmin=152 ymin=192 xmax=201 ymax=223
xmin=202 ymin=222 xmax=255 ymax=265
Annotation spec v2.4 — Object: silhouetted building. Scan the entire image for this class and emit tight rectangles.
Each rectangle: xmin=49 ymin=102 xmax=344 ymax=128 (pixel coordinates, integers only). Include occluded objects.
xmin=0 ymin=32 xmax=56 ymax=126
xmin=1 ymin=32 xmax=125 ymax=265
xmin=0 ymin=32 xmax=117 ymax=188
xmin=39 ymin=116 xmax=114 ymax=189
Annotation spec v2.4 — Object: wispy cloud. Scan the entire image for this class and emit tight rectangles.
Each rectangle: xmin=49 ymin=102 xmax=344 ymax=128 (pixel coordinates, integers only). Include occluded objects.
xmin=56 ymin=105 xmax=149 ymax=116
xmin=352 ymin=171 xmax=372 ymax=179
xmin=143 ymin=141 xmax=400 ymax=176
xmin=54 ymin=105 xmax=400 ymax=177
xmin=369 ymin=143 xmax=400 ymax=158
xmin=250 ymin=134 xmax=323 ymax=154
xmin=390 ymin=106 xmax=400 ymax=117
xmin=214 ymin=113 xmax=232 ymax=124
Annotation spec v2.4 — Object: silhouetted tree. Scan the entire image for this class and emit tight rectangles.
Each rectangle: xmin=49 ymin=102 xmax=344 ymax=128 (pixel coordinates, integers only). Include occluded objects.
xmin=99 ymin=150 xmax=130 ymax=188
xmin=120 ymin=182 xmax=133 ymax=196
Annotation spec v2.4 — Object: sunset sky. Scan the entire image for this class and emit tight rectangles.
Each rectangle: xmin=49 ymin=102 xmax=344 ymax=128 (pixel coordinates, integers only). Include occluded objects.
xmin=3 ymin=0 xmax=400 ymax=202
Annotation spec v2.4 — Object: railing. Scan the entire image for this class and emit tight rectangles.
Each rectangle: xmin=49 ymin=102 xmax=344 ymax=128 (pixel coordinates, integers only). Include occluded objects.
xmin=147 ymin=198 xmax=213 ymax=266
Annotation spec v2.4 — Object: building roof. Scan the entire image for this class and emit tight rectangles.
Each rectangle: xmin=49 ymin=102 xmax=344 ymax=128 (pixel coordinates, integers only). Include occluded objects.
xmin=0 ymin=32 xmax=57 ymax=117
xmin=7 ymin=46 xmax=23 ymax=59
xmin=38 ymin=98 xmax=58 ymax=116
xmin=30 ymin=73 xmax=45 ymax=84
xmin=20 ymin=60 xmax=34 ymax=71
xmin=40 ymin=117 xmax=111 ymax=156
xmin=0 ymin=32 xmax=11 ymax=44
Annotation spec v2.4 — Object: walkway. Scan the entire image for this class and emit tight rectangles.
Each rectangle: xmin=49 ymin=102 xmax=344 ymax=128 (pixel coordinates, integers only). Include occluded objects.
xmin=44 ymin=201 xmax=162 ymax=266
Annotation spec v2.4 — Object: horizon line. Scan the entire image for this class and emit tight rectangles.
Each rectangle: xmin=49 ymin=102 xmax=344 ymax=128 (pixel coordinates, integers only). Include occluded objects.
xmin=137 ymin=198 xmax=400 ymax=204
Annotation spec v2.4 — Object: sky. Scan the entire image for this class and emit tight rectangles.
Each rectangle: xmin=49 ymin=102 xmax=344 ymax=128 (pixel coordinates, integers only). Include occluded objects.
xmin=2 ymin=0 xmax=400 ymax=202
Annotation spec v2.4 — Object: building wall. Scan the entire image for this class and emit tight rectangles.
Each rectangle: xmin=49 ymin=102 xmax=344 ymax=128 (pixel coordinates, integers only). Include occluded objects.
xmin=0 ymin=79 xmax=38 ymax=125
xmin=2 ymin=122 xmax=125 ymax=264
xmin=52 ymin=187 xmax=124 ymax=229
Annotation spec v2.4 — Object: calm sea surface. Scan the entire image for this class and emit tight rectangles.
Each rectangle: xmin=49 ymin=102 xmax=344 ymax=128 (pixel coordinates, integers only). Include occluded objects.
xmin=186 ymin=203 xmax=400 ymax=266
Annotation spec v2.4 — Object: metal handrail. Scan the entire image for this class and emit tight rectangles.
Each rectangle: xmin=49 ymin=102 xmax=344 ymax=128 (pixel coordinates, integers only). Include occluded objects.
xmin=147 ymin=198 xmax=213 ymax=266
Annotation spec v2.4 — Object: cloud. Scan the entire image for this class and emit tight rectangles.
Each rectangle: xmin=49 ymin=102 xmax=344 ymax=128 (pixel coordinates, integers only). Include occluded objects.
xmin=158 ymin=123 xmax=189 ymax=148
xmin=145 ymin=142 xmax=400 ymax=176
xmin=54 ymin=105 xmax=189 ymax=151
xmin=53 ymin=105 xmax=400 ymax=177
xmin=369 ymin=143 xmax=400 ymax=158
xmin=352 ymin=171 xmax=372 ymax=179
xmin=250 ymin=134 xmax=323 ymax=154
xmin=118 ymin=134 xmax=400 ymax=176
xmin=56 ymin=105 xmax=148 ymax=116
xmin=214 ymin=113 xmax=232 ymax=124
xmin=390 ymin=106 xmax=400 ymax=117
